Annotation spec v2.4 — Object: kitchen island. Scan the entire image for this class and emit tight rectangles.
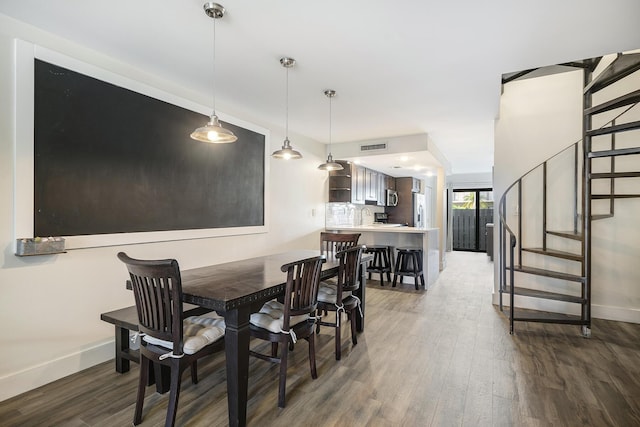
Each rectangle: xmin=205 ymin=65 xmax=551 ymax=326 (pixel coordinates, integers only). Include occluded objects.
xmin=325 ymin=225 xmax=440 ymax=289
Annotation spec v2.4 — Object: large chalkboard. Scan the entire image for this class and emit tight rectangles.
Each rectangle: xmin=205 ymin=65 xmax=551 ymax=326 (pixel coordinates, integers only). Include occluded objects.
xmin=34 ymin=59 xmax=265 ymax=237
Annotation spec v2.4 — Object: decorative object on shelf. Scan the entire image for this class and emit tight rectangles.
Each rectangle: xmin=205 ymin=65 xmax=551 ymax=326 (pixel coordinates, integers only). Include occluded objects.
xmin=271 ymin=57 xmax=302 ymax=160
xmin=16 ymin=237 xmax=66 ymax=256
xmin=190 ymin=2 xmax=237 ymax=143
xmin=318 ymin=89 xmax=344 ymax=171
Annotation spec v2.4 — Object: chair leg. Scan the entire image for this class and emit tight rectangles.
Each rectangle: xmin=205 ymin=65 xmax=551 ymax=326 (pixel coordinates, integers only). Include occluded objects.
xmin=165 ymin=362 xmax=182 ymax=427
xmin=413 ymin=253 xmax=420 ymax=290
xmin=384 ymin=248 xmax=392 ymax=282
xmin=278 ymin=338 xmax=289 ymax=408
xmin=271 ymin=342 xmax=279 ymax=358
xmin=308 ymin=332 xmax=318 ymax=379
xmin=350 ymin=309 xmax=358 ymax=345
xmin=335 ymin=311 xmax=342 ymax=361
xmin=190 ymin=360 xmax=198 ymax=384
xmin=134 ymin=356 xmax=149 ymax=425
xmin=392 ymin=253 xmax=401 ymax=287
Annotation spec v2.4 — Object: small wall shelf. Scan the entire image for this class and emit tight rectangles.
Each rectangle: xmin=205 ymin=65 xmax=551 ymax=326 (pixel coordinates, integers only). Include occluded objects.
xmin=15 ymin=237 xmax=66 ymax=256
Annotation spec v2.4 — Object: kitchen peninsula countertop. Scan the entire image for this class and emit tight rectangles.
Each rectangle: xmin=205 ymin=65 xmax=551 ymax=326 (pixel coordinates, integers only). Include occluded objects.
xmin=326 ymin=225 xmax=437 ymax=234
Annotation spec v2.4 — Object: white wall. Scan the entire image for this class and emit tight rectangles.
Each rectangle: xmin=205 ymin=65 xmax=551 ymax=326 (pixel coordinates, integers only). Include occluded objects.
xmin=449 ymin=172 xmax=492 ymax=190
xmin=0 ymin=15 xmax=329 ymax=401
xmin=494 ymin=59 xmax=640 ymax=323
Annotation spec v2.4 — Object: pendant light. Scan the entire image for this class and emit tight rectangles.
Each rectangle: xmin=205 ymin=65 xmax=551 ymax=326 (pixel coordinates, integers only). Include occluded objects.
xmin=271 ymin=57 xmax=302 ymax=160
xmin=317 ymin=89 xmax=344 ymax=171
xmin=190 ymin=2 xmax=237 ymax=143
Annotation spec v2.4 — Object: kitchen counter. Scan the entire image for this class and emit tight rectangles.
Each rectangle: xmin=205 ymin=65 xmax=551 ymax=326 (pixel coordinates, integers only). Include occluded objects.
xmin=326 ymin=226 xmax=440 ymax=289
xmin=327 ymin=225 xmax=436 ymax=233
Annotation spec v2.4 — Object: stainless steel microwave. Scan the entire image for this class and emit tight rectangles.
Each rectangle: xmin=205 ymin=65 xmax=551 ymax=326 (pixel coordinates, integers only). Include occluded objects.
xmin=386 ymin=189 xmax=398 ymax=206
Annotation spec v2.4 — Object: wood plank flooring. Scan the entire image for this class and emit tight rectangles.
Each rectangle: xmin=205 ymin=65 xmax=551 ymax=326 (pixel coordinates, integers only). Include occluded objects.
xmin=2 ymin=251 xmax=640 ymax=426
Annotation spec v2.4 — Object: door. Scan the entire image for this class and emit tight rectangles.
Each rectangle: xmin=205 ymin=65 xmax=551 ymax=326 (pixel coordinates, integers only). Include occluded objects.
xmin=452 ymin=189 xmax=493 ymax=252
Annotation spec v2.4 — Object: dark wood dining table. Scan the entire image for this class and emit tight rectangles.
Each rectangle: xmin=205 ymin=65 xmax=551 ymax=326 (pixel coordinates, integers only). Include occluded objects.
xmin=178 ymin=249 xmax=369 ymax=427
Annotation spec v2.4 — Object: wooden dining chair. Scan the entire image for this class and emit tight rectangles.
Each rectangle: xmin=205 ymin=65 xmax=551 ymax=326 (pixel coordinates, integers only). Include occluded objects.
xmin=249 ymin=255 xmax=325 ymax=408
xmin=117 ymin=252 xmax=226 ymax=427
xmin=320 ymin=231 xmax=361 ymax=257
xmin=315 ymin=245 xmax=364 ymax=360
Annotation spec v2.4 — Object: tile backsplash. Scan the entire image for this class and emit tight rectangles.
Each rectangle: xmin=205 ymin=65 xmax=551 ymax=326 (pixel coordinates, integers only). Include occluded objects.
xmin=325 ymin=203 xmax=384 ymax=227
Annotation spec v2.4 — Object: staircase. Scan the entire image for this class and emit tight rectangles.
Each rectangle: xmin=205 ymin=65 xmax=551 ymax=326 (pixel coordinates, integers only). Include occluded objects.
xmin=498 ymin=52 xmax=640 ymax=336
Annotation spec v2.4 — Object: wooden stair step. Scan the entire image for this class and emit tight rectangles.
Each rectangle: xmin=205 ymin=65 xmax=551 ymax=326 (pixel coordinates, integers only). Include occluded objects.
xmin=584 ymin=89 xmax=640 ymax=116
xmin=522 ymin=247 xmax=582 ymax=262
xmin=588 ymin=146 xmax=640 ymax=158
xmin=508 ymin=265 xmax=585 ymax=282
xmin=584 ymin=52 xmax=640 ymax=94
xmin=546 ymin=230 xmax=583 ymax=241
xmin=501 ymin=286 xmax=586 ymax=304
xmin=509 ymin=308 xmax=588 ymax=325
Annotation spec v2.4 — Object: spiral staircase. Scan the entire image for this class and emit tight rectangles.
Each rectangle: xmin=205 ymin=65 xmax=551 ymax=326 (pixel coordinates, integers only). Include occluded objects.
xmin=498 ymin=52 xmax=640 ymax=336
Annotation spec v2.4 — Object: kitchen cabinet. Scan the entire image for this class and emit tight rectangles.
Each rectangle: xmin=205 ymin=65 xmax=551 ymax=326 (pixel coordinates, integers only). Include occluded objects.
xmin=377 ymin=173 xmax=386 ymax=206
xmin=328 ymin=161 xmax=366 ymax=204
xmin=365 ymin=169 xmax=378 ymax=202
xmin=411 ymin=177 xmax=422 ymax=193
xmin=328 ymin=162 xmax=398 ymax=205
xmin=352 ymin=164 xmax=366 ymax=204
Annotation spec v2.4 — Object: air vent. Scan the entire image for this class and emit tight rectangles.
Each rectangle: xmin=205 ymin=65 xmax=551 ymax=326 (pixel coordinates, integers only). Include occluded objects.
xmin=360 ymin=143 xmax=387 ymax=152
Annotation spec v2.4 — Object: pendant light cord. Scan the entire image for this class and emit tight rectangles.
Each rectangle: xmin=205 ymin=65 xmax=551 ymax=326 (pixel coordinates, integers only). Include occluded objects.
xmin=212 ymin=15 xmax=217 ymax=116
xmin=285 ymin=65 xmax=289 ymax=141
xmin=328 ymin=93 xmax=332 ymax=154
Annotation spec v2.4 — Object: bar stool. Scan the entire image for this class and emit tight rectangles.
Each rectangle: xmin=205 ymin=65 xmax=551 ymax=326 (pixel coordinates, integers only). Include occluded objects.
xmin=365 ymin=245 xmax=392 ymax=286
xmin=392 ymin=247 xmax=426 ymax=290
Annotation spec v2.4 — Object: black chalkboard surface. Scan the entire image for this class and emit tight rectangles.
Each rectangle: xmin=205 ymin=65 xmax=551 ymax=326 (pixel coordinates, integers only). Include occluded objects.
xmin=34 ymin=59 xmax=265 ymax=237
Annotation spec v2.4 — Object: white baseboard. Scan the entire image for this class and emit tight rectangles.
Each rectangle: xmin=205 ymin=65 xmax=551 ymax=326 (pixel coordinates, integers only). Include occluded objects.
xmin=0 ymin=340 xmax=114 ymax=402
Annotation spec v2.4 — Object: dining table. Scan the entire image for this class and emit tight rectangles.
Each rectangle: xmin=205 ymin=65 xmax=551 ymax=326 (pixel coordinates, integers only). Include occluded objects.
xmin=178 ymin=249 xmax=370 ymax=427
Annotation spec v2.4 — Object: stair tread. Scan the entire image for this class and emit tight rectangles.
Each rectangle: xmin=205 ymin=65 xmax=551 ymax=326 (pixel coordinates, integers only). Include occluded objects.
xmin=510 ymin=308 xmax=588 ymax=325
xmin=502 ymin=286 xmax=586 ymax=304
xmin=584 ymin=52 xmax=640 ymax=94
xmin=508 ymin=265 xmax=585 ymax=282
xmin=590 ymin=171 xmax=640 ymax=179
xmin=588 ymin=146 xmax=640 ymax=158
xmin=592 ymin=194 xmax=640 ymax=199
xmin=546 ymin=230 xmax=583 ymax=241
xmin=587 ymin=120 xmax=640 ymax=138
xmin=521 ymin=247 xmax=582 ymax=261
xmin=585 ymin=89 xmax=640 ymax=116
xmin=592 ymin=214 xmax=614 ymax=221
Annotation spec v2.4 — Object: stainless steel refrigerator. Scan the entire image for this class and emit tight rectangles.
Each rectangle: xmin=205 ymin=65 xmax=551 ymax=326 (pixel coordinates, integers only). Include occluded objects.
xmin=413 ymin=193 xmax=426 ymax=229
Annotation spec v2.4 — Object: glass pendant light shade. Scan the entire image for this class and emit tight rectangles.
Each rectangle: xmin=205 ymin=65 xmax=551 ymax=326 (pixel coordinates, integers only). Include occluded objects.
xmin=272 ymin=138 xmax=302 ymax=159
xmin=318 ymin=89 xmax=344 ymax=171
xmin=191 ymin=3 xmax=237 ymax=143
xmin=190 ymin=114 xmax=237 ymax=143
xmin=272 ymin=57 xmax=302 ymax=160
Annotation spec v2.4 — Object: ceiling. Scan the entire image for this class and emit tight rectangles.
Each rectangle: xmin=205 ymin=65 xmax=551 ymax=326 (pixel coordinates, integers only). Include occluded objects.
xmin=2 ymin=1 xmax=640 ymax=174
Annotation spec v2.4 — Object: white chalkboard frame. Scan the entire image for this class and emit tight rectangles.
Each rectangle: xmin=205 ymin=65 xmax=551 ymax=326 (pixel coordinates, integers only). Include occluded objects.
xmin=13 ymin=40 xmax=270 ymax=250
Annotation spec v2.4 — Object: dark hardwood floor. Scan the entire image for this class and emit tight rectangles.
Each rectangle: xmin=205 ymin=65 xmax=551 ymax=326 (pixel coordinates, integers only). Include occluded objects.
xmin=2 ymin=251 xmax=640 ymax=426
